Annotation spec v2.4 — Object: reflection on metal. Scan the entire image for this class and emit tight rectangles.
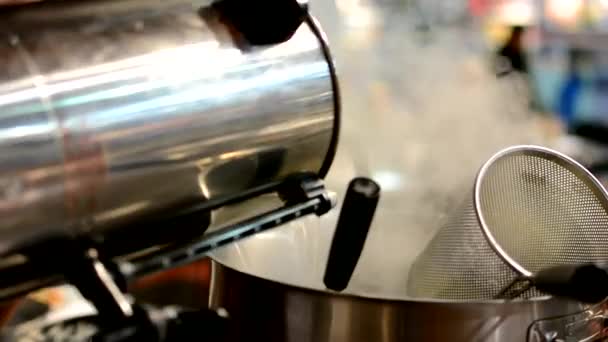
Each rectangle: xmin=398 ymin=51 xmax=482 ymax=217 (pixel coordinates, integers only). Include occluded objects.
xmin=527 ymin=302 xmax=608 ymax=341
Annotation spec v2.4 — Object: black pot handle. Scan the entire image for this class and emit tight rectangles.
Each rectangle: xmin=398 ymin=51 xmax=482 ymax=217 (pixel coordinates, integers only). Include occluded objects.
xmin=323 ymin=177 xmax=380 ymax=292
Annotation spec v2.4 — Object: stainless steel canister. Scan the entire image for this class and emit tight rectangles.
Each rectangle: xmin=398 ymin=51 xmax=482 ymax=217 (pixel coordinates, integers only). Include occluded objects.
xmin=0 ymin=0 xmax=338 ymax=253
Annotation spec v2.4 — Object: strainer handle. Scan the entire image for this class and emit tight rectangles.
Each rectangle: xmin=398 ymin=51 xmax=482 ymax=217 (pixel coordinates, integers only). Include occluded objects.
xmin=533 ymin=264 xmax=608 ymax=304
xmin=323 ymin=177 xmax=380 ymax=292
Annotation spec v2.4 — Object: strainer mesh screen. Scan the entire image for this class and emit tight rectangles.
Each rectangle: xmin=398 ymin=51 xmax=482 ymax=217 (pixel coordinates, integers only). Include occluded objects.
xmin=407 ymin=147 xmax=608 ymax=300
xmin=407 ymin=199 xmax=525 ymax=299
xmin=479 ymin=152 xmax=608 ymax=274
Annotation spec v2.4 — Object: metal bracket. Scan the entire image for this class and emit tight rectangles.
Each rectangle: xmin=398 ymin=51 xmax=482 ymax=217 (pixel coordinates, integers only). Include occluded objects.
xmin=121 ymin=174 xmax=335 ymax=279
xmin=0 ymin=174 xmax=334 ymax=301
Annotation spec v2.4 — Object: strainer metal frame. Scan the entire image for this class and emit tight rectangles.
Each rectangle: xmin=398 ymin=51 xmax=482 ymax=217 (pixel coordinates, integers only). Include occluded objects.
xmin=474 ymin=145 xmax=608 ymax=279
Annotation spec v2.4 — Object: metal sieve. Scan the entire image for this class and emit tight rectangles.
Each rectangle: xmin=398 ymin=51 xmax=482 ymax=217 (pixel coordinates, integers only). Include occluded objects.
xmin=407 ymin=145 xmax=608 ymax=300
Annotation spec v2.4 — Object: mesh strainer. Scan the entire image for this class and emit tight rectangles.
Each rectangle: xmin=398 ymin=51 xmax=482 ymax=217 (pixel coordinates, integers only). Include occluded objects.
xmin=407 ymin=145 xmax=608 ymax=300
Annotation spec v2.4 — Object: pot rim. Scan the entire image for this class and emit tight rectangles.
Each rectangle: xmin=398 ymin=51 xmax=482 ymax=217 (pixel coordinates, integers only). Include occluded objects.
xmin=209 ymin=258 xmax=576 ymax=306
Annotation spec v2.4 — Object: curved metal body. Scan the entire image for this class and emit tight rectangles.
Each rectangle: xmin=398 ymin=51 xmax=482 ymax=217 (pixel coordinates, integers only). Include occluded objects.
xmin=0 ymin=0 xmax=338 ymax=250
xmin=210 ymin=261 xmax=592 ymax=342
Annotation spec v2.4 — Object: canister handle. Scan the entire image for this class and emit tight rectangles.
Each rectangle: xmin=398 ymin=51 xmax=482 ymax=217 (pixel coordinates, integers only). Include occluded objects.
xmin=212 ymin=0 xmax=308 ymax=45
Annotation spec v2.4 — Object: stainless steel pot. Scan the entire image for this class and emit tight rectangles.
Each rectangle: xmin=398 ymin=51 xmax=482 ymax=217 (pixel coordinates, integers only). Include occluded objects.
xmin=210 ymin=260 xmax=596 ymax=342
xmin=207 ymin=173 xmax=600 ymax=342
xmin=0 ymin=0 xmax=338 ymax=253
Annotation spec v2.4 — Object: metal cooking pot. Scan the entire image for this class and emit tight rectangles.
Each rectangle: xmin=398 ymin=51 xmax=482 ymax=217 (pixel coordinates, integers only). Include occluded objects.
xmin=209 ymin=208 xmax=607 ymax=342
xmin=208 ymin=211 xmax=600 ymax=342
xmin=210 ymin=260 xmax=596 ymax=342
xmin=210 ymin=203 xmax=605 ymax=342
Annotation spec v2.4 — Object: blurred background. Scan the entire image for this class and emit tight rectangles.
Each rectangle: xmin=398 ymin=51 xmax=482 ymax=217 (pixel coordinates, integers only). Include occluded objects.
xmin=11 ymin=0 xmax=608 ymax=328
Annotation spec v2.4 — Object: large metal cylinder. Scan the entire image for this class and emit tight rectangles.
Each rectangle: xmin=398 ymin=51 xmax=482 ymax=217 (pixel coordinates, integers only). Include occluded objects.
xmin=0 ymin=0 xmax=338 ymax=252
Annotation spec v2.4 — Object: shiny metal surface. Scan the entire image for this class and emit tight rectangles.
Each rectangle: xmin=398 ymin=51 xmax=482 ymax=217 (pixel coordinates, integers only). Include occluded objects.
xmin=0 ymin=0 xmax=337 ymax=250
xmin=210 ymin=261 xmax=590 ymax=342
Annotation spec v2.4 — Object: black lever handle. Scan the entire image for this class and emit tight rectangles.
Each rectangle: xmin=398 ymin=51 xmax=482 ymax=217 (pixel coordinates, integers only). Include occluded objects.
xmin=212 ymin=0 xmax=307 ymax=46
xmin=324 ymin=177 xmax=380 ymax=292
xmin=533 ymin=264 xmax=608 ymax=304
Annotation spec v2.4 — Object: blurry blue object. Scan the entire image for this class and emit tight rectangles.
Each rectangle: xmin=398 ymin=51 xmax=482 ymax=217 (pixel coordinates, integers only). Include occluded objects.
xmin=557 ymin=73 xmax=582 ymax=125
